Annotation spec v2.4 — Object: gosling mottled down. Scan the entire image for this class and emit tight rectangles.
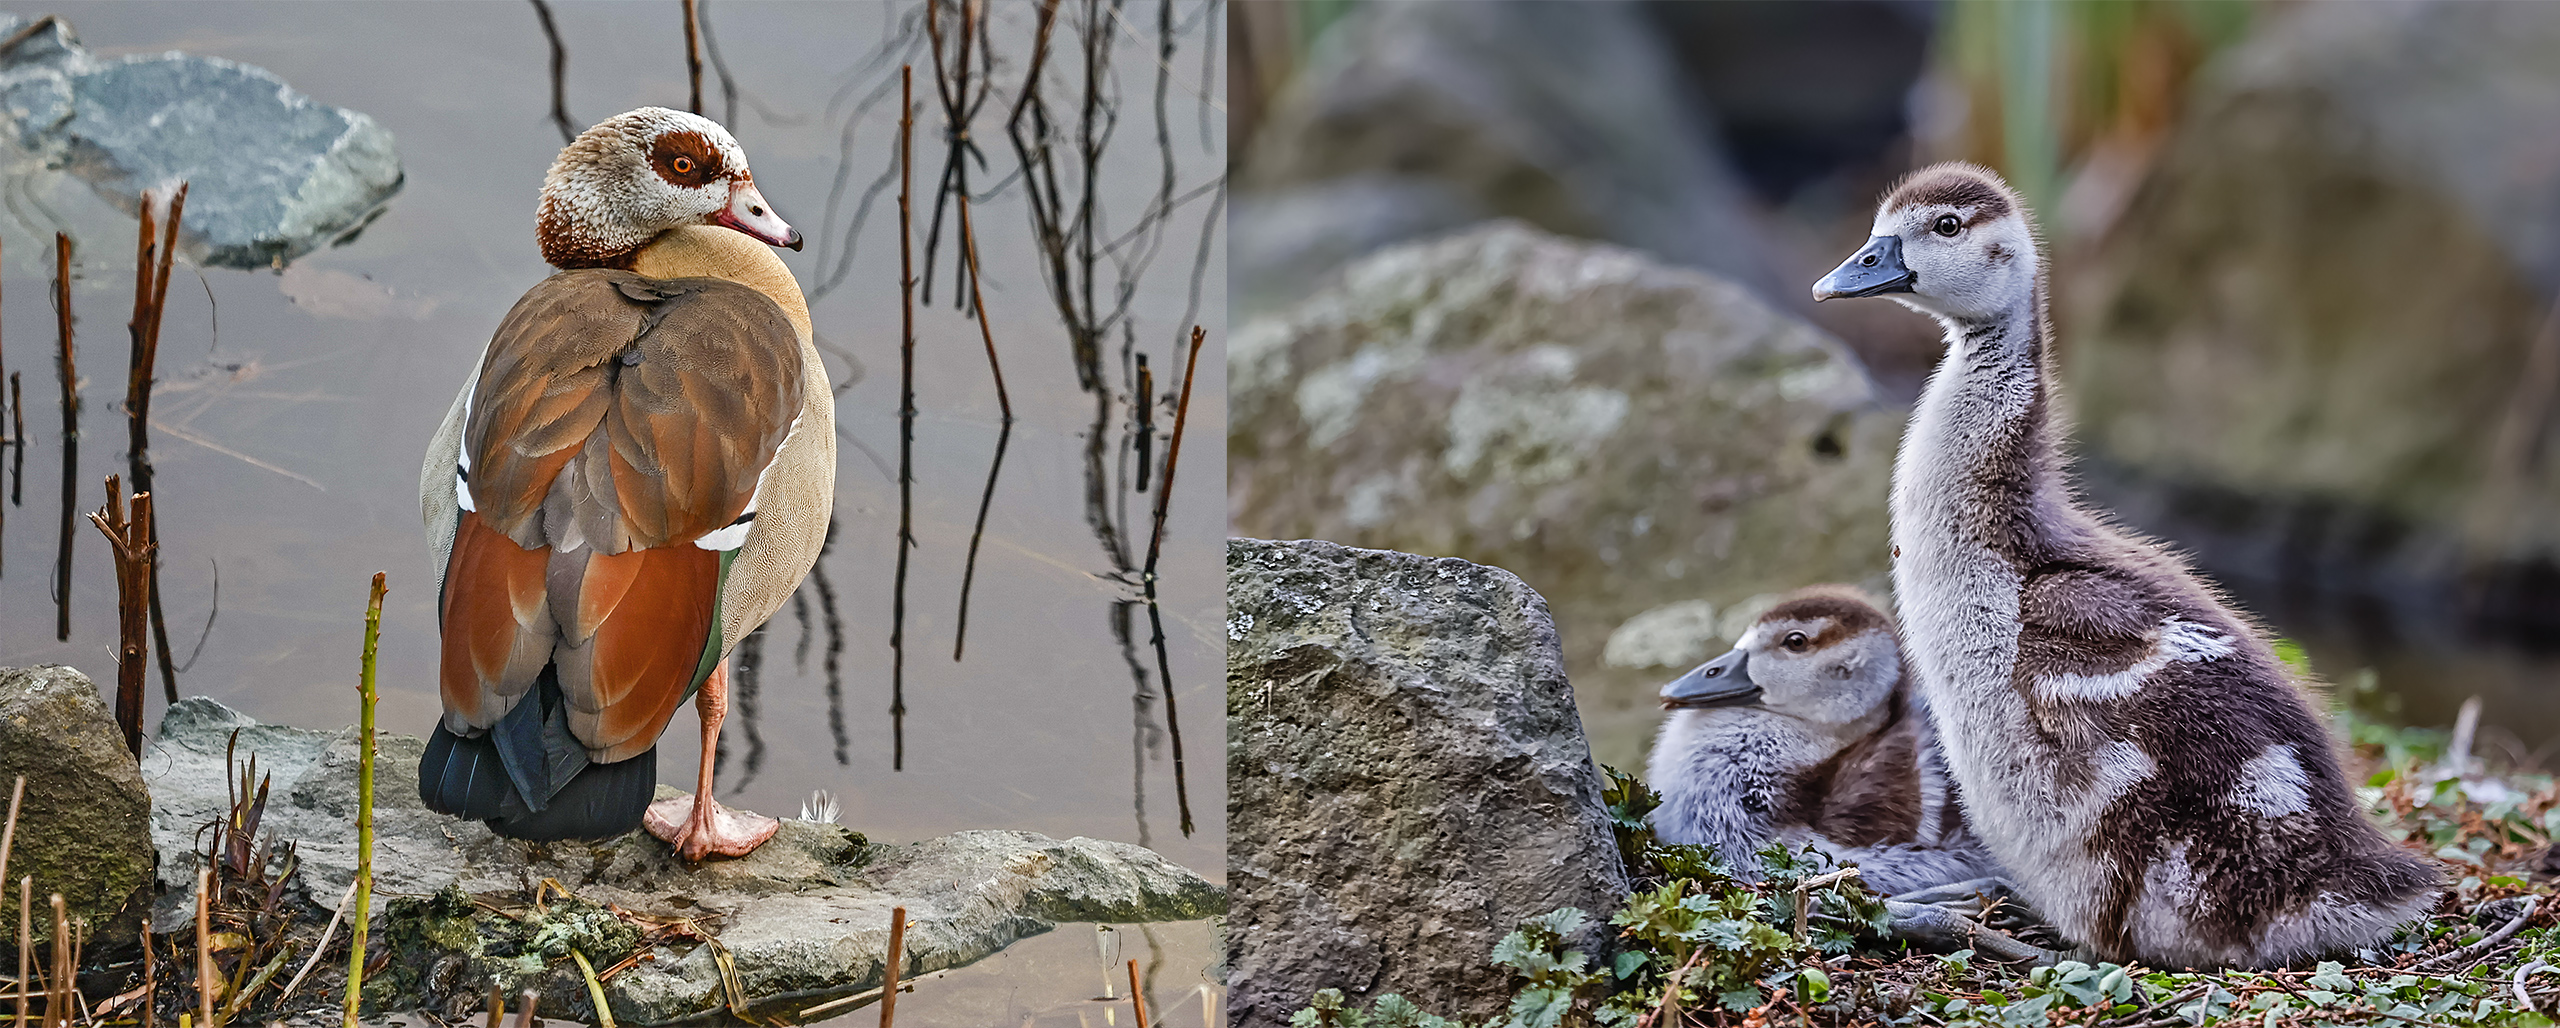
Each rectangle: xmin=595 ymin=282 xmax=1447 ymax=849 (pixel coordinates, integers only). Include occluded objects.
xmin=1812 ymin=162 xmax=2441 ymax=968
xmin=1647 ymin=587 xmax=1994 ymax=896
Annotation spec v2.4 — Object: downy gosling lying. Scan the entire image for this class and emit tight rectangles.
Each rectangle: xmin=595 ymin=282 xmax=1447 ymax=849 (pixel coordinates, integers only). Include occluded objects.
xmin=1648 ymin=587 xmax=1994 ymax=896
xmin=1812 ymin=162 xmax=2440 ymax=968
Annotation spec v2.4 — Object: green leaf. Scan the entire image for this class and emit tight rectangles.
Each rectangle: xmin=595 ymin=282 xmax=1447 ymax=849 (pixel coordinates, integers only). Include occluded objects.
xmin=1506 ymin=987 xmax=1575 ymax=1028
xmin=1612 ymin=950 xmax=1647 ymax=980
xmin=1800 ymin=967 xmax=1831 ymax=1004
xmin=1718 ymin=987 xmax=1763 ymax=1013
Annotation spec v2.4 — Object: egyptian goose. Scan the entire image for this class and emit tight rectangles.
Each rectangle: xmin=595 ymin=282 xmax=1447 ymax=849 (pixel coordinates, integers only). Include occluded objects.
xmin=1647 ymin=586 xmax=1993 ymax=896
xmin=416 ymin=107 xmax=833 ymax=860
xmin=1812 ymin=162 xmax=2439 ymax=967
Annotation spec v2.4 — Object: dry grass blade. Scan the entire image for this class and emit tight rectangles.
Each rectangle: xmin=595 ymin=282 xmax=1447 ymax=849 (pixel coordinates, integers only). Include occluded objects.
xmin=15 ymin=875 xmax=28 ymax=1028
xmin=570 ymin=949 xmax=615 ymax=1028
xmin=0 ymin=776 xmax=22 ymax=901
xmin=45 ymin=896 xmax=65 ymax=1028
xmin=277 ymin=878 xmax=358 ymax=1003
xmin=192 ymin=867 xmax=211 ymax=1028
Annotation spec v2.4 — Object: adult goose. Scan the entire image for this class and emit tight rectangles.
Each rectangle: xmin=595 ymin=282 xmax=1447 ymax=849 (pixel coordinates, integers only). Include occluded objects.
xmin=1813 ymin=162 xmax=2438 ymax=967
xmin=417 ymin=107 xmax=833 ymax=861
xmin=1648 ymin=586 xmax=1992 ymax=896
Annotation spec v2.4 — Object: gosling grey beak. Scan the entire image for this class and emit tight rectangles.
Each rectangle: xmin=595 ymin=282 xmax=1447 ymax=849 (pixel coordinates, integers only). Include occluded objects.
xmin=1813 ymin=235 xmax=1916 ymax=301
xmin=1661 ymin=647 xmax=1761 ymax=710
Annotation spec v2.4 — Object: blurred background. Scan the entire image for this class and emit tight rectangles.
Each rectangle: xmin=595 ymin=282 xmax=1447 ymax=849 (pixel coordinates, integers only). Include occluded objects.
xmin=1226 ymin=0 xmax=2560 ymax=773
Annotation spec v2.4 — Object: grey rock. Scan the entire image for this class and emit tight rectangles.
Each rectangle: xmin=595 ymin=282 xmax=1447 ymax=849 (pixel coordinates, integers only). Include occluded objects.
xmin=2062 ymin=0 xmax=2560 ymax=627
xmin=145 ymin=698 xmax=1222 ymax=1024
xmin=0 ymin=665 xmax=155 ymax=954
xmin=1225 ymin=538 xmax=1628 ymax=1028
xmin=0 ymin=15 xmax=401 ymax=268
xmin=1233 ymin=0 xmax=1776 ymax=317
xmin=1228 ymin=223 xmax=1899 ymax=769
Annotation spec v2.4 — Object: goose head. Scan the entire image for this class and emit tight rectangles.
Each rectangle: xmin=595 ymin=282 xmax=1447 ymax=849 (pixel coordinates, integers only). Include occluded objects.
xmin=536 ymin=107 xmax=802 ymax=270
xmin=1812 ymin=161 xmax=2036 ymax=323
xmin=1661 ymin=588 xmax=1904 ymax=740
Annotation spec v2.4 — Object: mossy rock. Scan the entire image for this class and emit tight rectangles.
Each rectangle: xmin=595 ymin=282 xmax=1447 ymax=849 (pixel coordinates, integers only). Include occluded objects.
xmin=0 ymin=665 xmax=155 ymax=957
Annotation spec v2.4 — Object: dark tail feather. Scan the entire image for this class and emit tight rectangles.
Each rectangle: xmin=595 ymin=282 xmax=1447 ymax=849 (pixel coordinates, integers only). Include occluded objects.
xmin=488 ymin=748 xmax=656 ymax=841
xmin=420 ymin=721 xmax=520 ymax=820
xmin=421 ymin=720 xmax=657 ymax=841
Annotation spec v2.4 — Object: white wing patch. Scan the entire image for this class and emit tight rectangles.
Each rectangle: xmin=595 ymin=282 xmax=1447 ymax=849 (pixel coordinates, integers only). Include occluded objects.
xmin=692 ymin=413 xmax=802 ymax=552
xmin=455 ymin=390 xmax=477 ymax=512
xmin=2035 ymin=616 xmax=2235 ymax=703
xmin=2228 ymin=743 xmax=2312 ymax=817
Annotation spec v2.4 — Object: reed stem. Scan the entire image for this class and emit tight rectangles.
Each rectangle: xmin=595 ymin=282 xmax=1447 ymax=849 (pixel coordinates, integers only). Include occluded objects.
xmin=891 ymin=64 xmax=914 ymax=772
xmin=342 ymin=572 xmax=384 ymax=1028
xmin=1126 ymin=958 xmax=1148 ymax=1028
xmin=51 ymin=234 xmax=73 ymax=642
xmin=0 ymin=776 xmax=22 ymax=900
xmin=192 ymin=868 xmax=209 ymax=1028
xmin=1139 ymin=326 xmax=1204 ymax=836
xmin=877 ymin=907 xmax=904 ymax=1028
xmin=680 ymin=0 xmax=702 ymax=116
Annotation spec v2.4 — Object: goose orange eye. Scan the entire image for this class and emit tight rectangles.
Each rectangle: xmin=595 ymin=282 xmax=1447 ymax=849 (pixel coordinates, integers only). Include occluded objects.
xmin=1933 ymin=214 xmax=1961 ymax=237
xmin=1782 ymin=632 xmax=1810 ymax=652
xmin=672 ymin=156 xmax=696 ymax=175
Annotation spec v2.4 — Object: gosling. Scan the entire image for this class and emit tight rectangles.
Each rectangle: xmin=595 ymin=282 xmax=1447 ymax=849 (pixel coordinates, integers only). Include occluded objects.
xmin=1811 ymin=162 xmax=2440 ymax=968
xmin=1647 ymin=586 xmax=1995 ymax=896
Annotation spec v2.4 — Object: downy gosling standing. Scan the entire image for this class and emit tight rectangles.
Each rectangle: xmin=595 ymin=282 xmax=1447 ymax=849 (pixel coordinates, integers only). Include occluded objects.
xmin=1648 ymin=587 xmax=1994 ymax=896
xmin=1812 ymin=162 xmax=2439 ymax=968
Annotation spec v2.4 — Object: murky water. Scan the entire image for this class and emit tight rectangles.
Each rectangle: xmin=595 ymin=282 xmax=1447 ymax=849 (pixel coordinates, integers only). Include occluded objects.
xmin=0 ymin=1 xmax=1226 ymax=1022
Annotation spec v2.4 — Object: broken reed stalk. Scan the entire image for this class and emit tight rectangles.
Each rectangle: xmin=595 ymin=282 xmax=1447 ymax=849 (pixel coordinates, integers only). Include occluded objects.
xmin=13 ymin=876 xmax=25 ymax=1028
xmin=511 ymin=989 xmax=537 ymax=1028
xmin=1138 ymin=326 xmax=1205 ymax=836
xmin=948 ymin=186 xmax=1014 ymax=662
xmin=50 ymin=234 xmax=72 ymax=642
xmin=342 ymin=571 xmax=385 ymax=1028
xmin=891 ymin=64 xmax=914 ymax=772
xmin=87 ymin=476 xmax=154 ymax=756
xmin=483 ymin=984 xmax=501 ymax=1028
xmin=43 ymin=896 xmax=62 ymax=1028
xmin=9 ymin=373 xmax=22 ymax=508
xmin=1134 ymin=354 xmax=1153 ymax=493
xmin=876 ymin=907 xmax=905 ymax=1028
xmin=529 ymin=0 xmax=575 ymax=146
xmin=0 ymin=776 xmax=20 ymax=899
xmin=680 ymin=0 xmax=702 ymax=116
xmin=192 ymin=867 xmax=210 ymax=1028
xmin=127 ymin=183 xmax=187 ymax=705
xmin=1126 ymin=959 xmax=1148 ymax=1028
xmin=139 ymin=918 xmax=153 ymax=1028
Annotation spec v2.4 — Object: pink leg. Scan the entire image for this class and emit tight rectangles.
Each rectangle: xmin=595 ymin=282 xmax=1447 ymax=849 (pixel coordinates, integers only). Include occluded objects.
xmin=642 ymin=661 xmax=781 ymax=860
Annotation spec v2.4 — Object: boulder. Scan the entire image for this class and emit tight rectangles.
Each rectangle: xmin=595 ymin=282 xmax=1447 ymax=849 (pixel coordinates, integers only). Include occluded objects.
xmin=0 ymin=665 xmax=155 ymax=955
xmin=1225 ymin=538 xmax=1628 ymax=1028
xmin=2062 ymin=0 xmax=2560 ymax=640
xmin=1228 ymin=222 xmax=1899 ymax=768
xmin=1232 ymin=0 xmax=1775 ymax=317
xmin=0 ymin=14 xmax=402 ymax=268
xmin=144 ymin=699 xmax=1222 ymax=1024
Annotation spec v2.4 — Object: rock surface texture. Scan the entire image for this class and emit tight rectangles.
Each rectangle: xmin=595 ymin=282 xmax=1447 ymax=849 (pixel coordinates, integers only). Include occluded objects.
xmin=0 ymin=665 xmax=155 ymax=954
xmin=1225 ymin=538 xmax=1628 ymax=1028
xmin=1232 ymin=0 xmax=1774 ymax=317
xmin=1228 ymin=223 xmax=1898 ymax=767
xmin=0 ymin=15 xmax=402 ymax=267
xmin=144 ymin=699 xmax=1222 ymax=1024
xmin=2063 ymin=0 xmax=2560 ymax=640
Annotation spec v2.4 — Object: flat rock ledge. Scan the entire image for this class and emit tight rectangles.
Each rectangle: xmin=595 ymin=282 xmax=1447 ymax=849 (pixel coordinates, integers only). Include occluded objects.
xmin=144 ymin=698 xmax=1223 ymax=1024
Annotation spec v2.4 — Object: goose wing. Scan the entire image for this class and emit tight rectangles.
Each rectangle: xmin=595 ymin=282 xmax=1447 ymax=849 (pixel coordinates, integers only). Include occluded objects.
xmin=439 ymin=269 xmax=803 ymax=765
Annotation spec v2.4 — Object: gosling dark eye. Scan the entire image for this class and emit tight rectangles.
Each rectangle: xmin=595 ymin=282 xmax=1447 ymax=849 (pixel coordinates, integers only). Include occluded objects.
xmin=1782 ymin=632 xmax=1810 ymax=653
xmin=1933 ymin=214 xmax=1961 ymax=237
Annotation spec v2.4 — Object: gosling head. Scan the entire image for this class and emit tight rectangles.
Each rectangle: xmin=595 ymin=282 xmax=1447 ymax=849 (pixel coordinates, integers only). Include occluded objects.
xmin=1811 ymin=161 xmax=2036 ymax=322
xmin=1660 ymin=587 xmax=1905 ymax=737
xmin=536 ymin=107 xmax=801 ymax=270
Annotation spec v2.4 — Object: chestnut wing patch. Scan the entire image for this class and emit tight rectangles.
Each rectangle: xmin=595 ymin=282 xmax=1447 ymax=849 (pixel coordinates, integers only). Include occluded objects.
xmin=440 ymin=269 xmax=801 ymax=757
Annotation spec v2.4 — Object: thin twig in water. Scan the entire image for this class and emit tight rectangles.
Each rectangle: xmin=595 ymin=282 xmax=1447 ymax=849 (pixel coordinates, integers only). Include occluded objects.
xmin=51 ymin=233 xmax=73 ymax=641
xmin=9 ymin=373 xmax=22 ymax=509
xmin=680 ymin=0 xmax=702 ymax=116
xmin=1137 ymin=326 xmax=1203 ymax=836
xmin=948 ymin=184 xmax=1014 ymax=662
xmin=530 ymin=0 xmax=576 ymax=145
xmin=891 ymin=64 xmax=915 ymax=772
xmin=128 ymin=183 xmax=188 ymax=704
xmin=1126 ymin=958 xmax=1149 ymax=1028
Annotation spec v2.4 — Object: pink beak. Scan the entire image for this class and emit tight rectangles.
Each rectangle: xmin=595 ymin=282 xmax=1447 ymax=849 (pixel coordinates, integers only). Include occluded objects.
xmin=713 ymin=180 xmax=801 ymax=251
